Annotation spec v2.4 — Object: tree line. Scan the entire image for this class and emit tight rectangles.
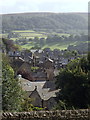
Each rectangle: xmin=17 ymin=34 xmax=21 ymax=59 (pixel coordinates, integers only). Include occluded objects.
xmin=55 ymin=53 xmax=90 ymax=109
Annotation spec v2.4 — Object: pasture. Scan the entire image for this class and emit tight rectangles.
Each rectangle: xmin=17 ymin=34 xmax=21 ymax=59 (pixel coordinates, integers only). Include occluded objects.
xmin=1 ymin=29 xmax=86 ymax=50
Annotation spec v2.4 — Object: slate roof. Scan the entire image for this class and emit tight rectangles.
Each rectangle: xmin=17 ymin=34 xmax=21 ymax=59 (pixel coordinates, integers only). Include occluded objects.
xmin=8 ymin=51 xmax=21 ymax=57
xmin=32 ymin=72 xmax=47 ymax=78
xmin=19 ymin=77 xmax=46 ymax=91
xmin=19 ymin=76 xmax=60 ymax=101
xmin=30 ymin=49 xmax=37 ymax=53
xmin=38 ymin=49 xmax=43 ymax=53
xmin=38 ymin=89 xmax=59 ymax=100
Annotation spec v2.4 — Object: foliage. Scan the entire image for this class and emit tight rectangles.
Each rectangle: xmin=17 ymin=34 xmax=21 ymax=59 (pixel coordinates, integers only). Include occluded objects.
xmin=53 ymin=100 xmax=67 ymax=110
xmin=32 ymin=107 xmax=43 ymax=111
xmin=13 ymin=33 xmax=88 ymax=51
xmin=2 ymin=38 xmax=20 ymax=52
xmin=21 ymin=94 xmax=44 ymax=111
xmin=2 ymin=13 xmax=87 ymax=34
xmin=56 ymin=53 xmax=90 ymax=109
xmin=2 ymin=54 xmax=44 ymax=111
xmin=31 ymin=67 xmax=39 ymax=72
xmin=2 ymin=54 xmax=24 ymax=111
xmin=21 ymin=96 xmax=34 ymax=111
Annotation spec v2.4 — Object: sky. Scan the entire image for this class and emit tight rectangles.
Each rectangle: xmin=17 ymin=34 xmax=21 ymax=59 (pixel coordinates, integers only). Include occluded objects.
xmin=0 ymin=0 xmax=89 ymax=14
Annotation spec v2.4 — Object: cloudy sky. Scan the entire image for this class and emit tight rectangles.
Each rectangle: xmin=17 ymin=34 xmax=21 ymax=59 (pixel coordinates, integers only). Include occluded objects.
xmin=0 ymin=0 xmax=89 ymax=14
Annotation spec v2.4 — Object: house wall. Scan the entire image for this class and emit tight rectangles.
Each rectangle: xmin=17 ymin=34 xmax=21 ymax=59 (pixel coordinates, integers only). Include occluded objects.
xmin=34 ymin=77 xmax=47 ymax=81
xmin=45 ymin=61 xmax=53 ymax=69
xmin=29 ymin=91 xmax=42 ymax=108
xmin=45 ymin=69 xmax=54 ymax=80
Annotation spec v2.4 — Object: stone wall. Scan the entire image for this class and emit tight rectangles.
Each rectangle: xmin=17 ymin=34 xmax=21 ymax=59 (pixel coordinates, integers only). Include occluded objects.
xmin=1 ymin=109 xmax=89 ymax=120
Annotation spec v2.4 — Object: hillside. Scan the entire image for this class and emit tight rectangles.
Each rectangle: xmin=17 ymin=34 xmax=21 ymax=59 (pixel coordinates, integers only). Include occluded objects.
xmin=2 ymin=12 xmax=88 ymax=34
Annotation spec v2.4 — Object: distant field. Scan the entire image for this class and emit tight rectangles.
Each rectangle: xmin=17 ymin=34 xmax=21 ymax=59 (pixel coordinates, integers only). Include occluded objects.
xmin=42 ymin=41 xmax=79 ymax=50
xmin=21 ymin=43 xmax=68 ymax=50
xmin=0 ymin=34 xmax=2 ymax=38
xmin=1 ymin=30 xmax=87 ymax=50
xmin=1 ymin=30 xmax=70 ymax=41
xmin=12 ymin=30 xmax=35 ymax=33
xmin=19 ymin=32 xmax=46 ymax=38
xmin=20 ymin=40 xmax=80 ymax=50
xmin=9 ymin=30 xmax=71 ymax=50
xmin=51 ymin=32 xmax=70 ymax=37
xmin=11 ymin=30 xmax=70 ymax=38
xmin=0 ymin=34 xmax=8 ymax=38
xmin=21 ymin=44 xmax=34 ymax=49
xmin=42 ymin=44 xmax=68 ymax=50
xmin=12 ymin=30 xmax=47 ymax=39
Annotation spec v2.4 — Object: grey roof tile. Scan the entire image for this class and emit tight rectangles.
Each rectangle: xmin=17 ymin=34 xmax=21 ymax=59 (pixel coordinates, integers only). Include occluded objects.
xmin=19 ymin=77 xmax=60 ymax=101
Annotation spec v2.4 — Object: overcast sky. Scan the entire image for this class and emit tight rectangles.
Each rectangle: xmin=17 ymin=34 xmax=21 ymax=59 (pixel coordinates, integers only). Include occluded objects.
xmin=0 ymin=0 xmax=89 ymax=14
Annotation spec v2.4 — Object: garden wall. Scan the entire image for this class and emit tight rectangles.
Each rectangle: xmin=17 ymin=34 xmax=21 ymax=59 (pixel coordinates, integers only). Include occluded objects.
xmin=1 ymin=109 xmax=89 ymax=120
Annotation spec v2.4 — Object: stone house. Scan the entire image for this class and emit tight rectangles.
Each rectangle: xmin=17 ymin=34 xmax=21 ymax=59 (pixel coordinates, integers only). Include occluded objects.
xmin=10 ymin=57 xmax=25 ymax=73
xmin=43 ymin=48 xmax=51 ymax=53
xmin=18 ymin=76 xmax=60 ymax=110
xmin=44 ymin=58 xmax=54 ymax=69
xmin=45 ymin=68 xmax=54 ymax=81
xmin=8 ymin=32 xmax=20 ymax=38
xmin=21 ymin=50 xmax=33 ymax=62
xmin=29 ymin=86 xmax=59 ymax=109
xmin=32 ymin=71 xmax=47 ymax=81
xmin=43 ymin=58 xmax=55 ymax=80
xmin=8 ymin=51 xmax=21 ymax=60
xmin=29 ymin=86 xmax=43 ymax=108
xmin=17 ymin=62 xmax=34 ymax=81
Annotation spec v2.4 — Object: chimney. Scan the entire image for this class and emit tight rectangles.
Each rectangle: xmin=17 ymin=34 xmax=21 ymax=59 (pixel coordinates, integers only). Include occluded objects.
xmin=35 ymin=86 xmax=37 ymax=90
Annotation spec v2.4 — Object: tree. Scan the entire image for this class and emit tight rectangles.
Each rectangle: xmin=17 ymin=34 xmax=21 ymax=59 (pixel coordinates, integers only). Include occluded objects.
xmin=34 ymin=37 xmax=39 ymax=43
xmin=21 ymin=96 xmax=34 ymax=111
xmin=56 ymin=55 xmax=90 ymax=109
xmin=2 ymin=54 xmax=42 ymax=112
xmin=40 ymin=38 xmax=46 ymax=46
xmin=2 ymin=54 xmax=23 ymax=111
xmin=2 ymin=38 xmax=20 ymax=52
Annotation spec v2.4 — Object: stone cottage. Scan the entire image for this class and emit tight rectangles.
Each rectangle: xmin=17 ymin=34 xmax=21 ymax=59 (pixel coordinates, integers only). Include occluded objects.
xmin=18 ymin=76 xmax=60 ymax=110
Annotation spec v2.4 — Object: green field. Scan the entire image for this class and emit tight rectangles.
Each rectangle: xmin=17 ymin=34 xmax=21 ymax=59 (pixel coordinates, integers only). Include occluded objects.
xmin=19 ymin=32 xmax=46 ymax=38
xmin=12 ymin=30 xmax=35 ymax=33
xmin=11 ymin=30 xmax=70 ymax=39
xmin=0 ymin=34 xmax=8 ymax=38
xmin=11 ymin=30 xmax=47 ymax=39
xmin=10 ymin=30 xmax=70 ymax=50
xmin=1 ymin=29 xmax=70 ymax=41
xmin=1 ymin=30 xmax=87 ymax=50
xmin=42 ymin=41 xmax=80 ymax=50
xmin=20 ymin=40 xmax=80 ymax=50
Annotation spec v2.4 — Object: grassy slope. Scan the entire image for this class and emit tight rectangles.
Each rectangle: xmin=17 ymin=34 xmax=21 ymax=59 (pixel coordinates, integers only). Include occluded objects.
xmin=8 ymin=30 xmax=71 ymax=50
xmin=1 ymin=12 xmax=88 ymax=50
xmin=2 ymin=12 xmax=88 ymax=34
xmin=1 ymin=30 xmax=87 ymax=50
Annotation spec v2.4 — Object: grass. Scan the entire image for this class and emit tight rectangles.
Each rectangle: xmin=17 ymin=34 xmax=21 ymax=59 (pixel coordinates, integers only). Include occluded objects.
xmin=2 ymin=30 xmax=86 ymax=50
xmin=11 ymin=30 xmax=47 ymax=39
xmin=19 ymin=32 xmax=46 ymax=38
xmin=42 ymin=44 xmax=67 ymax=50
xmin=0 ymin=34 xmax=2 ymax=38
xmin=11 ymin=30 xmax=70 ymax=39
xmin=12 ymin=30 xmax=35 ymax=33
xmin=51 ymin=32 xmax=70 ymax=37
xmin=21 ymin=42 xmax=35 ymax=49
xmin=0 ymin=34 xmax=8 ymax=38
xmin=42 ymin=40 xmax=82 ymax=50
xmin=42 ymin=42 xmax=69 ymax=50
xmin=21 ymin=45 xmax=34 ymax=49
xmin=1 ymin=30 xmax=70 ymax=41
xmin=10 ymin=38 xmax=18 ymax=41
xmin=20 ymin=40 xmax=80 ymax=50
